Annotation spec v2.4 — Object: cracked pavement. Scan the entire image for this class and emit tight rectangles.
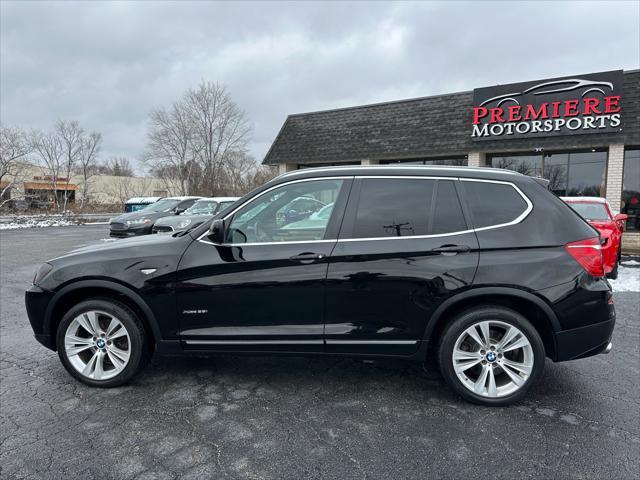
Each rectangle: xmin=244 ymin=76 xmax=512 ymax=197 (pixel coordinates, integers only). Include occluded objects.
xmin=1 ymin=226 xmax=639 ymax=479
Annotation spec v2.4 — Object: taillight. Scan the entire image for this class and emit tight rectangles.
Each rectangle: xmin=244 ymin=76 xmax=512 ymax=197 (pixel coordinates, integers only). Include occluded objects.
xmin=565 ymin=237 xmax=605 ymax=277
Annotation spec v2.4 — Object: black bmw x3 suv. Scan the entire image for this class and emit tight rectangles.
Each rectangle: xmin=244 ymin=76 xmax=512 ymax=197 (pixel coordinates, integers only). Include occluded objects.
xmin=25 ymin=165 xmax=615 ymax=406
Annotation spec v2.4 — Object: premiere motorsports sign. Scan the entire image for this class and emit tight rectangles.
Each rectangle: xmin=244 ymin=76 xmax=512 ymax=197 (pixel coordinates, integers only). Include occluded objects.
xmin=471 ymin=70 xmax=623 ymax=140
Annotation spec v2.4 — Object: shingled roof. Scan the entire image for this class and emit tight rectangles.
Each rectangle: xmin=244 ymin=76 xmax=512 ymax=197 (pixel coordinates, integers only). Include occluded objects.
xmin=263 ymin=70 xmax=639 ymax=165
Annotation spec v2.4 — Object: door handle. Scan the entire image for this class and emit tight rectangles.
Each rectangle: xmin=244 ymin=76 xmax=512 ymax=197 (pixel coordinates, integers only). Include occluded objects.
xmin=289 ymin=252 xmax=326 ymax=264
xmin=431 ymin=244 xmax=471 ymax=255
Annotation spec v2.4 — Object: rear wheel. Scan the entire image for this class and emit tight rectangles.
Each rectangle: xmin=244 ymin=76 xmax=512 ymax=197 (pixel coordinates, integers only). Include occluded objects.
xmin=438 ymin=306 xmax=545 ymax=406
xmin=56 ymin=298 xmax=150 ymax=387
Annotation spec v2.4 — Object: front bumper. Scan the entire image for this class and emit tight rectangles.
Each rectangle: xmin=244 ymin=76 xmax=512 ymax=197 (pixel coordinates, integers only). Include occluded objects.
xmin=25 ymin=285 xmax=56 ymax=350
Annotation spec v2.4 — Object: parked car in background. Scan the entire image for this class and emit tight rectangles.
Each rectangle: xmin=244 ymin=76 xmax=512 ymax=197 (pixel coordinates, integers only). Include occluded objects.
xmin=8 ymin=199 xmax=29 ymax=210
xmin=561 ymin=196 xmax=627 ymax=279
xmin=152 ymin=197 xmax=239 ymax=234
xmin=109 ymin=196 xmax=201 ymax=237
xmin=124 ymin=197 xmax=162 ymax=213
xmin=27 ymin=166 xmax=615 ymax=406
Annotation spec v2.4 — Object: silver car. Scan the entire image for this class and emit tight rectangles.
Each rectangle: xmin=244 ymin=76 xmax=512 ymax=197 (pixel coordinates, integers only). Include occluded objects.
xmin=152 ymin=197 xmax=239 ymax=233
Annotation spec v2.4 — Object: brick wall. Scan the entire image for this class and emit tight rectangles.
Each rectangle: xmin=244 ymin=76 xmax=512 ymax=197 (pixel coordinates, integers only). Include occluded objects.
xmin=468 ymin=152 xmax=486 ymax=167
xmin=605 ymin=144 xmax=625 ymax=212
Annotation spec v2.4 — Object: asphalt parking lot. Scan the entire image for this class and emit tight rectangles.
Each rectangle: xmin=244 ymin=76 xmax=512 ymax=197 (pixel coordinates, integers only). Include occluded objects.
xmin=1 ymin=225 xmax=638 ymax=479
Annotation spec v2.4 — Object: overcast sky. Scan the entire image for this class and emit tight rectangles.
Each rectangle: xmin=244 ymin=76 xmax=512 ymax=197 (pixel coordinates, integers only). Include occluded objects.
xmin=2 ymin=1 xmax=639 ymax=173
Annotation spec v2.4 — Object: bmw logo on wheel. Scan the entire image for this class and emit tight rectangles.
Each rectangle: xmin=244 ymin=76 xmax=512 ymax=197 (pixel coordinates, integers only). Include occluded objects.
xmin=96 ymin=338 xmax=106 ymax=349
xmin=486 ymin=351 xmax=496 ymax=363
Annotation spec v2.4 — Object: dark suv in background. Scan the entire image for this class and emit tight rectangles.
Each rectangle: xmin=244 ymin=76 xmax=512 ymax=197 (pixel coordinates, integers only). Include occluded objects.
xmin=26 ymin=166 xmax=614 ymax=406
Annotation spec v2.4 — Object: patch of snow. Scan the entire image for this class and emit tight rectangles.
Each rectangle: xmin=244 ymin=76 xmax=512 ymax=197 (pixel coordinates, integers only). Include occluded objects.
xmin=621 ymin=259 xmax=640 ymax=266
xmin=609 ymin=265 xmax=640 ymax=292
xmin=0 ymin=215 xmax=76 ymax=230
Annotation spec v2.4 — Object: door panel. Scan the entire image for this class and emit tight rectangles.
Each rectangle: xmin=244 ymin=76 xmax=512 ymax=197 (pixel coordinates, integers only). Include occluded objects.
xmin=324 ymin=177 xmax=479 ymax=355
xmin=175 ymin=177 xmax=351 ymax=353
xmin=176 ymin=240 xmax=334 ymax=352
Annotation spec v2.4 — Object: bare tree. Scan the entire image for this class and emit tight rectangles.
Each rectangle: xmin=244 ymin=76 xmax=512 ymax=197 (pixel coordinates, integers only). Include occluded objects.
xmin=186 ymin=82 xmax=252 ymax=195
xmin=99 ymin=156 xmax=134 ymax=177
xmin=55 ymin=120 xmax=84 ymax=210
xmin=77 ymin=132 xmax=102 ymax=207
xmin=0 ymin=125 xmax=32 ymax=207
xmin=144 ymin=102 xmax=201 ymax=195
xmin=222 ymin=152 xmax=277 ymax=195
xmin=30 ymin=130 xmax=63 ymax=209
xmin=144 ymin=81 xmax=252 ymax=196
xmin=100 ymin=175 xmax=153 ymax=207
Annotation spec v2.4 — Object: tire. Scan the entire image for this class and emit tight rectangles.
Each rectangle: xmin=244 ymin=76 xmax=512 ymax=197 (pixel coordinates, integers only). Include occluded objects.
xmin=438 ymin=306 xmax=545 ymax=406
xmin=607 ymin=250 xmax=620 ymax=280
xmin=56 ymin=298 xmax=151 ymax=387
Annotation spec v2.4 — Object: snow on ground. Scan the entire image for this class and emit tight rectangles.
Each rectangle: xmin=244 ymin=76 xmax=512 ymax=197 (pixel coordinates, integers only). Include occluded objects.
xmin=0 ymin=215 xmax=76 ymax=230
xmin=610 ymin=262 xmax=640 ymax=292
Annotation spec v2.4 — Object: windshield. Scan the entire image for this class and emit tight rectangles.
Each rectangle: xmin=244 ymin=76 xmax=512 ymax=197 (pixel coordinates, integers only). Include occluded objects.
xmin=140 ymin=198 xmax=181 ymax=213
xmin=217 ymin=201 xmax=236 ymax=212
xmin=567 ymin=202 xmax=610 ymax=221
xmin=185 ymin=200 xmax=217 ymax=215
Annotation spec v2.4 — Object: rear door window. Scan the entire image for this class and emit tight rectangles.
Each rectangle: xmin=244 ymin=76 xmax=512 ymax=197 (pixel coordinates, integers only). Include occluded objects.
xmin=344 ymin=178 xmax=468 ymax=239
xmin=461 ymin=180 xmax=529 ymax=229
xmin=351 ymin=178 xmax=434 ymax=238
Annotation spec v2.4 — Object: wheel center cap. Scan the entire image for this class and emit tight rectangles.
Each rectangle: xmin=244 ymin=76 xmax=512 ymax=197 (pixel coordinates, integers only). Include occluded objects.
xmin=486 ymin=351 xmax=496 ymax=363
xmin=96 ymin=338 xmax=106 ymax=349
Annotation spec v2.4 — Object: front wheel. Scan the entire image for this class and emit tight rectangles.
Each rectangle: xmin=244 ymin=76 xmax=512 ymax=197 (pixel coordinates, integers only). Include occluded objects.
xmin=56 ymin=298 xmax=150 ymax=387
xmin=438 ymin=307 xmax=545 ymax=406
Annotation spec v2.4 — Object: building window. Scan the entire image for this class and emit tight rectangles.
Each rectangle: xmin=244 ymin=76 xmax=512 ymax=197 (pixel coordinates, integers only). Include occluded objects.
xmin=622 ymin=148 xmax=640 ymax=232
xmin=489 ymin=150 xmax=608 ymax=197
xmin=380 ymin=157 xmax=468 ymax=166
xmin=490 ymin=155 xmax=542 ymax=176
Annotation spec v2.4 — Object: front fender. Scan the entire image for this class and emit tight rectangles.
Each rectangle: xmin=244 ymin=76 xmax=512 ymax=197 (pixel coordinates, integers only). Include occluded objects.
xmin=44 ymin=279 xmax=164 ymax=344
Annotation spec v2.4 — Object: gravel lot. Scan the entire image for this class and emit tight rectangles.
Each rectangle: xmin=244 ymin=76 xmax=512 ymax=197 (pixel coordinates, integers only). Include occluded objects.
xmin=1 ymin=225 xmax=638 ymax=479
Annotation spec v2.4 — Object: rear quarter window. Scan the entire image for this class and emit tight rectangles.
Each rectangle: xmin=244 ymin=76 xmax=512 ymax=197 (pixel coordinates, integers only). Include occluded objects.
xmin=462 ymin=180 xmax=530 ymax=229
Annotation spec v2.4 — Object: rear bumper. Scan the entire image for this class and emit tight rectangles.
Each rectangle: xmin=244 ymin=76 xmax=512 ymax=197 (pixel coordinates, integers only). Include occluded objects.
xmin=553 ymin=318 xmax=615 ymax=361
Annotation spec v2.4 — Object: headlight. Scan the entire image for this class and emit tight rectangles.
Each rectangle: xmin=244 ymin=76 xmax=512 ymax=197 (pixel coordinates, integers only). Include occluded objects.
xmin=177 ymin=218 xmax=192 ymax=229
xmin=126 ymin=218 xmax=152 ymax=226
xmin=33 ymin=263 xmax=53 ymax=285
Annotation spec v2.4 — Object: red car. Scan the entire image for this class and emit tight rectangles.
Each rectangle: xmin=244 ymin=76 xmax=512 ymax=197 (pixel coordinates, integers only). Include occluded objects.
xmin=562 ymin=197 xmax=628 ymax=279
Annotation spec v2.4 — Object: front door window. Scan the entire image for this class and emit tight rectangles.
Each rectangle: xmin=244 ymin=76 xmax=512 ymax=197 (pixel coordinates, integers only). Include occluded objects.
xmin=225 ymin=179 xmax=344 ymax=243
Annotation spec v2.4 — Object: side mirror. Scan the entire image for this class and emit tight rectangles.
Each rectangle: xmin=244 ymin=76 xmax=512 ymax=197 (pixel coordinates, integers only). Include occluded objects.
xmin=208 ymin=219 xmax=225 ymax=244
xmin=174 ymin=208 xmax=185 ymax=215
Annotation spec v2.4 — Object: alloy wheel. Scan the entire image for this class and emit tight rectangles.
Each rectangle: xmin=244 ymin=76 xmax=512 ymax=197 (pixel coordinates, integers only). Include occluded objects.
xmin=452 ymin=320 xmax=534 ymax=398
xmin=64 ymin=310 xmax=131 ymax=381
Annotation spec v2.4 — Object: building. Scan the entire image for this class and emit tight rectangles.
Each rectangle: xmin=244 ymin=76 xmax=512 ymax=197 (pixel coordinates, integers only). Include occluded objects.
xmin=1 ymin=162 xmax=172 ymax=209
xmin=263 ymin=69 xmax=640 ymax=252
